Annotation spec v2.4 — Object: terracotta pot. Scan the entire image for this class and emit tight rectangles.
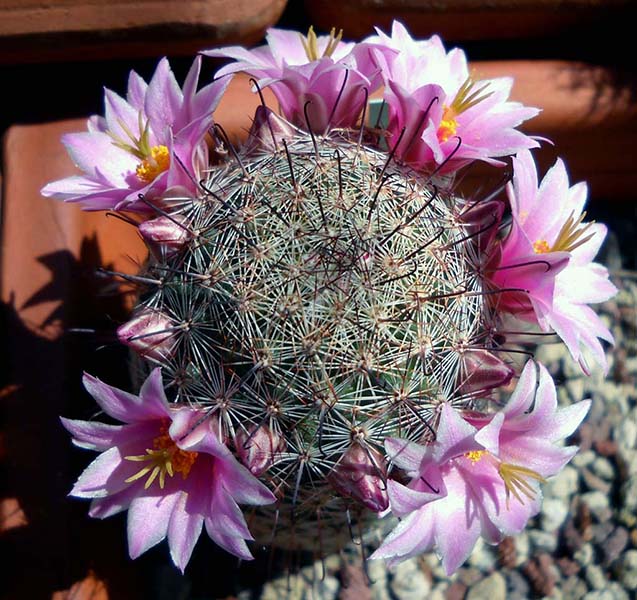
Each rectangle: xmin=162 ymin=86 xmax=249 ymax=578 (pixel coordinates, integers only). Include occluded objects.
xmin=0 ymin=0 xmax=288 ymax=63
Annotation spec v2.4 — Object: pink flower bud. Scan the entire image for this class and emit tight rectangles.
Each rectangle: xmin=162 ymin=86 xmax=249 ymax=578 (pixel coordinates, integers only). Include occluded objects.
xmin=245 ymin=105 xmax=299 ymax=153
xmin=117 ymin=310 xmax=177 ymax=361
xmin=459 ymin=348 xmax=514 ymax=394
xmin=328 ymin=443 xmax=389 ymax=512
xmin=235 ymin=425 xmax=286 ymax=476
xmin=138 ymin=215 xmax=192 ymax=256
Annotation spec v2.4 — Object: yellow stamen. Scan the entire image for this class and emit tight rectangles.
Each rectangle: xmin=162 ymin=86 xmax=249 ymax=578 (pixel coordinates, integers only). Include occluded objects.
xmin=551 ymin=211 xmax=596 ymax=253
xmin=437 ymin=76 xmax=492 ymax=143
xmin=300 ymin=26 xmax=343 ymax=62
xmin=533 ymin=211 xmax=595 ymax=255
xmin=135 ymin=145 xmax=170 ymax=183
xmin=125 ymin=422 xmax=198 ymax=490
xmin=498 ymin=462 xmax=547 ymax=509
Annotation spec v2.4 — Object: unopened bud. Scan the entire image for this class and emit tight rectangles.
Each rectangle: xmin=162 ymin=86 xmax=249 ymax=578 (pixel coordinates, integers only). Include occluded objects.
xmin=245 ymin=105 xmax=299 ymax=153
xmin=138 ymin=215 xmax=192 ymax=256
xmin=328 ymin=444 xmax=389 ymax=512
xmin=459 ymin=348 xmax=514 ymax=394
xmin=117 ymin=310 xmax=177 ymax=361
xmin=235 ymin=425 xmax=286 ymax=476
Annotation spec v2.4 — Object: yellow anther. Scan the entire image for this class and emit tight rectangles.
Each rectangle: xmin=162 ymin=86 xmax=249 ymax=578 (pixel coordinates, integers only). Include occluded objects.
xmin=533 ymin=239 xmax=550 ymax=254
xmin=437 ymin=106 xmax=458 ymax=142
xmin=136 ymin=145 xmax=170 ymax=183
xmin=465 ymin=449 xmax=487 ymax=463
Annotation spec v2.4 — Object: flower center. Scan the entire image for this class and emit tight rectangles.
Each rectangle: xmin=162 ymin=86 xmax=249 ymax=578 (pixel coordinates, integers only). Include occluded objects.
xmin=464 ymin=450 xmax=546 ymax=509
xmin=300 ymin=26 xmax=343 ymax=61
xmin=465 ymin=449 xmax=487 ymax=463
xmin=437 ymin=106 xmax=458 ymax=143
xmin=136 ymin=145 xmax=170 ymax=183
xmin=125 ymin=422 xmax=198 ymax=489
xmin=533 ymin=211 xmax=595 ymax=255
xmin=533 ymin=239 xmax=551 ymax=254
xmin=437 ymin=77 xmax=492 ymax=143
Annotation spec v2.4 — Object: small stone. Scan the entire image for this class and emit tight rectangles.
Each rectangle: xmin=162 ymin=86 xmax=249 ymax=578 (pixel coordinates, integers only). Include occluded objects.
xmin=620 ymin=475 xmax=637 ymax=512
xmin=389 ymin=558 xmax=431 ymax=600
xmin=557 ymin=557 xmax=581 ymax=577
xmin=506 ymin=570 xmax=530 ymax=599
xmin=591 ymin=456 xmax=616 ymax=481
xmin=528 ymin=529 xmax=558 ymax=553
xmin=445 ymin=581 xmax=467 ymax=600
xmin=574 ymin=543 xmax=594 ymax=567
xmin=515 ymin=532 xmax=530 ymax=565
xmin=594 ymin=439 xmax=618 ymax=457
xmin=367 ymin=559 xmax=390 ymax=600
xmin=582 ymin=591 xmax=615 ymax=600
xmin=605 ymin=583 xmax=630 ymax=600
xmin=602 ymin=527 xmax=629 ymax=566
xmin=541 ymin=498 xmax=569 ymax=531
xmin=572 ymin=450 xmax=596 ymax=469
xmin=466 ymin=572 xmax=506 ymax=600
xmin=428 ymin=587 xmax=447 ymax=600
xmin=615 ymin=418 xmax=637 ymax=450
xmin=566 ymin=378 xmax=585 ymax=403
xmin=581 ymin=468 xmax=612 ymax=494
xmin=617 ymin=550 xmax=637 ymax=590
xmin=467 ymin=537 xmax=496 ymax=571
xmin=546 ymin=465 xmax=579 ymax=498
xmin=457 ymin=568 xmax=482 ymax=587
xmin=585 ymin=564 xmax=607 ymax=590
xmin=618 ymin=508 xmax=637 ymax=528
xmin=579 ymin=491 xmax=610 ymax=520
xmin=561 ymin=575 xmax=587 ymax=600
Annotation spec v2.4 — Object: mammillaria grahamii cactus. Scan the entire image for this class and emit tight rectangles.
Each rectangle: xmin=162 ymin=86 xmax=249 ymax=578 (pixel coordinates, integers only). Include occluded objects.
xmin=45 ymin=21 xmax=617 ymax=576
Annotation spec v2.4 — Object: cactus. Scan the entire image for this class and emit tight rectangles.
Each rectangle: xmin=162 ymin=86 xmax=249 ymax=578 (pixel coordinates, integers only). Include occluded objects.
xmin=119 ymin=108 xmax=503 ymax=550
xmin=49 ymin=22 xmax=615 ymax=574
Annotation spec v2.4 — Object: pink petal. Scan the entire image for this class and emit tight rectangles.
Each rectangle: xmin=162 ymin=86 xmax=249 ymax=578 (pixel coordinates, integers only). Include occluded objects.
xmin=387 ymin=479 xmax=442 ymax=517
xmin=204 ymin=520 xmax=253 ymax=561
xmin=62 ymin=131 xmax=138 ymax=188
xmin=501 ymin=360 xmax=538 ymax=418
xmin=83 ymin=370 xmax=169 ymax=423
xmin=432 ymin=469 xmax=482 ymax=575
xmin=434 ymin=403 xmax=480 ymax=464
xmin=127 ymin=492 xmax=180 ymax=559
xmin=167 ymin=493 xmax=204 ymax=572
xmin=371 ymin=506 xmax=435 ymax=565
xmin=89 ymin=485 xmax=139 ymax=518
xmin=71 ymin=446 xmax=125 ymax=498
xmin=384 ymin=437 xmax=427 ymax=472
xmin=145 ymin=58 xmax=183 ymax=135
xmin=61 ymin=417 xmax=125 ymax=451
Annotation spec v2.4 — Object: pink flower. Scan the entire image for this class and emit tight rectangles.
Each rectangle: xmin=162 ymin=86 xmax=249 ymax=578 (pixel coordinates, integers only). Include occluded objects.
xmin=61 ymin=369 xmax=275 ymax=571
xmin=490 ymin=150 xmax=617 ymax=373
xmin=42 ymin=57 xmax=229 ymax=212
xmin=366 ymin=21 xmax=539 ymax=171
xmin=371 ymin=361 xmax=589 ymax=574
xmin=204 ymin=27 xmax=383 ymax=132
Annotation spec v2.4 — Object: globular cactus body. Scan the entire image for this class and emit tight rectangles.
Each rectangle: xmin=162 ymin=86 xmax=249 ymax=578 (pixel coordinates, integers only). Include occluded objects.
xmin=128 ymin=113 xmax=496 ymax=549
